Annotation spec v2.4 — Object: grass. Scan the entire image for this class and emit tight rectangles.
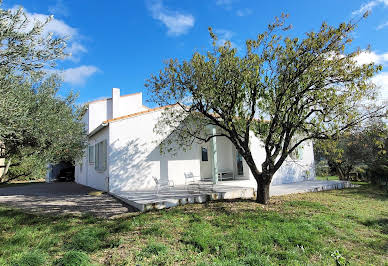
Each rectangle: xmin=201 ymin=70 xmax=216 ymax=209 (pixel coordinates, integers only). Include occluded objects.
xmin=316 ymin=175 xmax=339 ymax=181
xmin=316 ymin=175 xmax=370 ymax=186
xmin=0 ymin=184 xmax=387 ymax=265
xmin=0 ymin=180 xmax=45 ymax=188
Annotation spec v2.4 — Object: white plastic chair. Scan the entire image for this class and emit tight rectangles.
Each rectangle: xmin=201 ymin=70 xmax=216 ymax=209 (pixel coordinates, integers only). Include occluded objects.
xmin=152 ymin=176 xmax=174 ymax=195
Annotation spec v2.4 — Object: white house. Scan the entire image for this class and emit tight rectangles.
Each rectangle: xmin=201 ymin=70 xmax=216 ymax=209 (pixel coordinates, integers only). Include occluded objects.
xmin=74 ymin=88 xmax=315 ymax=194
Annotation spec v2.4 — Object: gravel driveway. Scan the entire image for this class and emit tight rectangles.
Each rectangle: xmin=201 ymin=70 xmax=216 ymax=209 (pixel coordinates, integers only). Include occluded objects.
xmin=0 ymin=182 xmax=136 ymax=218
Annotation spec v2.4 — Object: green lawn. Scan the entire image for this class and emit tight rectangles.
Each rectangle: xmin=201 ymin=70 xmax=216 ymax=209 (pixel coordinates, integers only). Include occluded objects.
xmin=315 ymin=175 xmax=339 ymax=181
xmin=0 ymin=184 xmax=387 ymax=265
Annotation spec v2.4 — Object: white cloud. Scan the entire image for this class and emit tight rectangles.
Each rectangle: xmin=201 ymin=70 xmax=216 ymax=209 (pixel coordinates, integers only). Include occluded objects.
xmin=10 ymin=6 xmax=86 ymax=61
xmin=377 ymin=21 xmax=388 ymax=30
xmin=355 ymin=51 xmax=388 ymax=65
xmin=213 ymin=29 xmax=239 ymax=48
xmin=147 ymin=0 xmax=195 ymax=36
xmin=48 ymin=0 xmax=69 ymax=17
xmin=10 ymin=6 xmax=75 ymax=37
xmin=216 ymin=0 xmax=234 ymax=5
xmin=61 ymin=65 xmax=99 ymax=85
xmin=352 ymin=50 xmax=388 ymax=102
xmin=216 ymin=0 xmax=235 ymax=9
xmin=236 ymin=8 xmax=252 ymax=17
xmin=352 ymin=1 xmax=379 ymax=15
xmin=372 ymin=72 xmax=388 ymax=101
xmin=66 ymin=42 xmax=87 ymax=62
xmin=352 ymin=0 xmax=388 ymax=16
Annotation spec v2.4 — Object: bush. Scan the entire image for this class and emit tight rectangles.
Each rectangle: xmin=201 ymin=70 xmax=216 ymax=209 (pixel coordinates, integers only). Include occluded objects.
xmin=6 ymin=153 xmax=47 ymax=182
xmin=9 ymin=250 xmax=47 ymax=266
xmin=367 ymin=164 xmax=388 ymax=185
xmin=56 ymin=250 xmax=90 ymax=266
xmin=315 ymin=160 xmax=330 ymax=176
xmin=67 ymin=227 xmax=108 ymax=252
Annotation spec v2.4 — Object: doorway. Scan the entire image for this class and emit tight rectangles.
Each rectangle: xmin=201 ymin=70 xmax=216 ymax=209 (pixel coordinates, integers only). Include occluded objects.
xmin=200 ymin=143 xmax=212 ymax=180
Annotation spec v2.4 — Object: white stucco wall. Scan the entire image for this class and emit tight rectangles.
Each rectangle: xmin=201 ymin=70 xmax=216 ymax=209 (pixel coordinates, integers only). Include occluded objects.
xmin=85 ymin=92 xmax=148 ymax=134
xmin=75 ymin=127 xmax=109 ymax=191
xmin=216 ymin=137 xmax=233 ymax=172
xmin=108 ymin=110 xmax=201 ymax=193
xmin=119 ymin=93 xmax=147 ymax=116
xmin=88 ymin=100 xmax=111 ymax=133
xmin=107 ymin=117 xmax=315 ymax=193
xmin=248 ymin=134 xmax=316 ymax=186
xmin=271 ymin=140 xmax=315 ymax=185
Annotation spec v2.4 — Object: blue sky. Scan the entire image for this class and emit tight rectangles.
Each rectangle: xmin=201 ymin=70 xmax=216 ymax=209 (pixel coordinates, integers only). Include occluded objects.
xmin=4 ymin=0 xmax=388 ymax=105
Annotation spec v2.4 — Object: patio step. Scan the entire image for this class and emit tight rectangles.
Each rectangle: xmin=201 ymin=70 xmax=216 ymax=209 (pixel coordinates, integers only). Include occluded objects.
xmin=112 ymin=187 xmax=255 ymax=212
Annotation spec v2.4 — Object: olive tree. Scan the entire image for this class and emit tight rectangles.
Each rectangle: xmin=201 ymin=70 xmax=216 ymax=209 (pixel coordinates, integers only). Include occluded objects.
xmin=146 ymin=14 xmax=385 ymax=204
xmin=0 ymin=3 xmax=86 ymax=182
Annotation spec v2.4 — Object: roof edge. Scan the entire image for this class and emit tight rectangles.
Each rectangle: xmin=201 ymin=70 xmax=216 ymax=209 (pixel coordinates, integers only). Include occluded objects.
xmin=85 ymin=92 xmax=142 ymax=106
xmin=104 ymin=104 xmax=176 ymax=124
xmin=88 ymin=122 xmax=108 ymax=138
xmin=87 ymin=104 xmax=176 ymax=138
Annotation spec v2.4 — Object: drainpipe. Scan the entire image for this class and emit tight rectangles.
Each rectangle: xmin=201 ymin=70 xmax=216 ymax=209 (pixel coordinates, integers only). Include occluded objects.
xmin=211 ymin=126 xmax=218 ymax=184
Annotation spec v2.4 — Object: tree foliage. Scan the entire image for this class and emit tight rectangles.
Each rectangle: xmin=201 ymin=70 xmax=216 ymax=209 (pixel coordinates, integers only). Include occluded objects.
xmin=0 ymin=3 xmax=86 ymax=182
xmin=315 ymin=118 xmax=388 ymax=183
xmin=146 ymin=14 xmax=386 ymax=203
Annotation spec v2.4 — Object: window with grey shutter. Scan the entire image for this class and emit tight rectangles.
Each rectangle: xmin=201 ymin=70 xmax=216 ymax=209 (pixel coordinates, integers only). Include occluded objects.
xmin=95 ymin=140 xmax=107 ymax=172
xmin=88 ymin=145 xmax=95 ymax=164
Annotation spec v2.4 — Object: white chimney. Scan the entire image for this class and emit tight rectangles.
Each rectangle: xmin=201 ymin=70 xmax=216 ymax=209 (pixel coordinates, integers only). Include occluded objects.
xmin=112 ymin=88 xmax=120 ymax=118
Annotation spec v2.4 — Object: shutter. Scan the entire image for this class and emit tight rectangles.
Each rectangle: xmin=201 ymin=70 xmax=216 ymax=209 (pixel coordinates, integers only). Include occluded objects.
xmin=95 ymin=143 xmax=99 ymax=170
xmin=94 ymin=140 xmax=107 ymax=171
xmin=102 ymin=140 xmax=107 ymax=171
xmin=88 ymin=146 xmax=95 ymax=164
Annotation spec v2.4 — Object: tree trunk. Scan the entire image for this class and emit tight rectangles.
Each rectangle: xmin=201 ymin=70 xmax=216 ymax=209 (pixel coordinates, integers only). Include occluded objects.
xmin=256 ymin=181 xmax=270 ymax=204
xmin=241 ymin=151 xmax=273 ymax=204
xmin=337 ymin=166 xmax=346 ymax=180
xmin=250 ymin=167 xmax=272 ymax=204
xmin=0 ymin=158 xmax=11 ymax=182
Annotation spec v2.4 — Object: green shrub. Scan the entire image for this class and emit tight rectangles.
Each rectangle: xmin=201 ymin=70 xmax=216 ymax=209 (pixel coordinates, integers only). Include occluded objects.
xmin=9 ymin=250 xmax=47 ymax=266
xmin=6 ymin=153 xmax=46 ymax=182
xmin=56 ymin=250 xmax=90 ymax=266
xmin=67 ymin=227 xmax=108 ymax=252
xmin=315 ymin=160 xmax=330 ymax=176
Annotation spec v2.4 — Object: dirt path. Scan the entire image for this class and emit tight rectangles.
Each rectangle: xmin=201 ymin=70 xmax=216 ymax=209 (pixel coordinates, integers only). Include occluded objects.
xmin=0 ymin=182 xmax=136 ymax=218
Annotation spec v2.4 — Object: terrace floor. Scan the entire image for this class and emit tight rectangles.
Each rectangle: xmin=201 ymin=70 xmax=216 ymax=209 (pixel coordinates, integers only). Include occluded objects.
xmin=113 ymin=180 xmax=355 ymax=211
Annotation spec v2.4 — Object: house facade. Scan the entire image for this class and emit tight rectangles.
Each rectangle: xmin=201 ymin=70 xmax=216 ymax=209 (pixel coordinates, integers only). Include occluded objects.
xmin=74 ymin=88 xmax=316 ymax=194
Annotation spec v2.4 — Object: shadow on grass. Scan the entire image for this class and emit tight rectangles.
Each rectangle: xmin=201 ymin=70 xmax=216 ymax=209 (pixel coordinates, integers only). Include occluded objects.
xmin=340 ymin=184 xmax=388 ymax=201
xmin=361 ymin=218 xmax=388 ymax=234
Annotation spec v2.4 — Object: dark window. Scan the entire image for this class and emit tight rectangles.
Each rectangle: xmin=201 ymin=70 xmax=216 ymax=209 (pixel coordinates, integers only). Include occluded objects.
xmin=236 ymin=152 xmax=243 ymax=175
xmin=201 ymin=147 xmax=208 ymax=161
